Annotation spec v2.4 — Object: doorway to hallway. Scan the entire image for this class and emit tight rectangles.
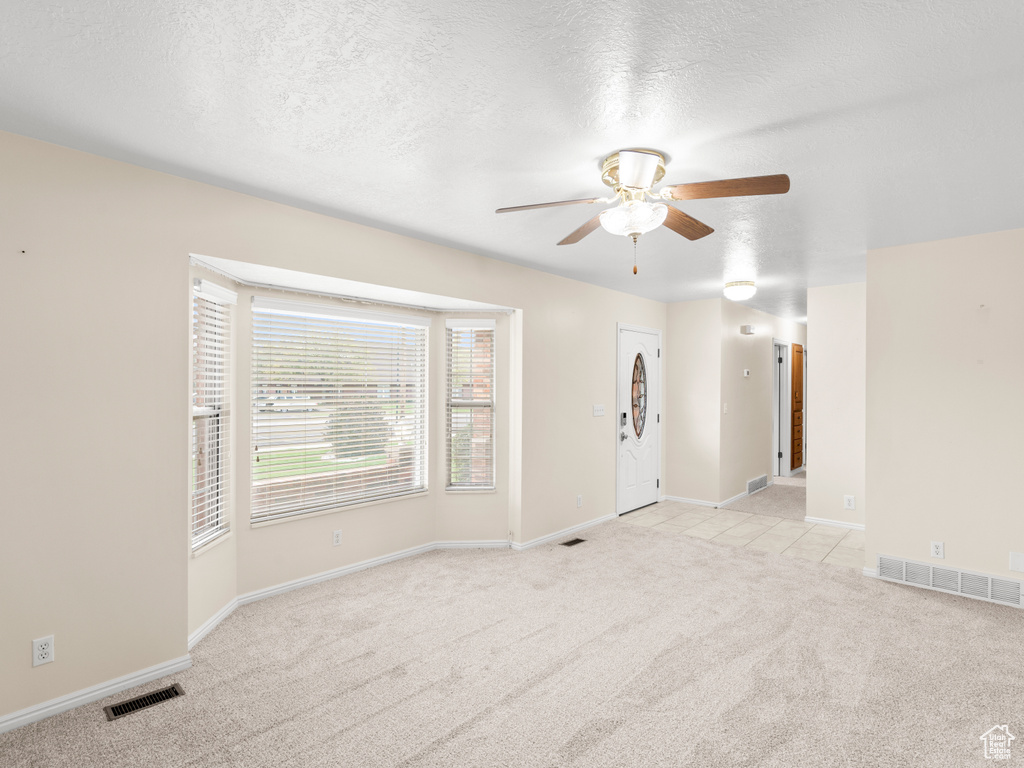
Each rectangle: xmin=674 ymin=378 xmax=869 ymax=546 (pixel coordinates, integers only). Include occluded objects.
xmin=772 ymin=340 xmax=805 ymax=479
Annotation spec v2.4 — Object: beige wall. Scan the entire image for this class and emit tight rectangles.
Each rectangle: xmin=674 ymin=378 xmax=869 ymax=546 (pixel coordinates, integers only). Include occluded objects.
xmin=0 ymin=130 xmax=668 ymax=718
xmin=187 ymin=534 xmax=237 ymax=637
xmin=0 ymin=139 xmax=191 ymax=716
xmin=718 ymin=301 xmax=806 ymax=501
xmin=663 ymin=298 xmax=805 ymax=504
xmin=806 ymin=283 xmax=865 ymax=529
xmin=866 ymin=229 xmax=1024 ymax=577
xmin=664 ymin=299 xmax=722 ymax=502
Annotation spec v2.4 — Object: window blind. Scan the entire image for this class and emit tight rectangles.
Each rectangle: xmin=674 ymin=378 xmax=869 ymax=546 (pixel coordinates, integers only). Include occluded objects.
xmin=251 ymin=297 xmax=429 ymax=523
xmin=192 ymin=280 xmax=236 ymax=550
xmin=446 ymin=319 xmax=495 ymax=489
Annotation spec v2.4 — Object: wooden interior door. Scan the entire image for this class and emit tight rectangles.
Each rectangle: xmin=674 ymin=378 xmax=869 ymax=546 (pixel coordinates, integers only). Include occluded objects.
xmin=791 ymin=343 xmax=803 ymax=470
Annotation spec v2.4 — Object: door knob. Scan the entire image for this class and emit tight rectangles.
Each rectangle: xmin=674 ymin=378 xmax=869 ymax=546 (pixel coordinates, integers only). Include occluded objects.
xmin=620 ymin=431 xmax=628 ymax=442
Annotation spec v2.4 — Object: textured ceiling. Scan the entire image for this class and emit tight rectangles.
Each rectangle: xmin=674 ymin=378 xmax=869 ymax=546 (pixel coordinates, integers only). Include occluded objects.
xmin=3 ymin=1 xmax=1023 ymax=318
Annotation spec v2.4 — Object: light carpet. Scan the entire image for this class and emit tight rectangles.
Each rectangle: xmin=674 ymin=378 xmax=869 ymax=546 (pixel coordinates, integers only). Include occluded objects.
xmin=771 ymin=472 xmax=806 ymax=487
xmin=4 ymin=520 xmax=1022 ymax=767
xmin=722 ymin=484 xmax=806 ymax=520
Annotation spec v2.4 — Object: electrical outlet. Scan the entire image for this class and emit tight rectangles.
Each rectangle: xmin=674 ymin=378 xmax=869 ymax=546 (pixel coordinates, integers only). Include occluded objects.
xmin=931 ymin=541 xmax=945 ymax=559
xmin=332 ymin=530 xmax=342 ymax=546
xmin=1011 ymin=552 xmax=1024 ymax=573
xmin=843 ymin=495 xmax=856 ymax=510
xmin=33 ymin=635 xmax=54 ymax=667
xmin=576 ymin=495 xmax=582 ymax=508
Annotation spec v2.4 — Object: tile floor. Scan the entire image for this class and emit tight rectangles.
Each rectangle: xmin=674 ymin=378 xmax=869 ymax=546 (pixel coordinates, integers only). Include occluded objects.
xmin=620 ymin=500 xmax=866 ymax=570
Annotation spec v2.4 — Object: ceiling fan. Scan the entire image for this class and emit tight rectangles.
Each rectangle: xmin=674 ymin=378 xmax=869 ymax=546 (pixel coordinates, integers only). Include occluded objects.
xmin=496 ymin=149 xmax=790 ymax=249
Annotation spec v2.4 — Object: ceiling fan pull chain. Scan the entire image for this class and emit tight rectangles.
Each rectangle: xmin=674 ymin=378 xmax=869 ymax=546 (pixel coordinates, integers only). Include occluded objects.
xmin=632 ymin=235 xmax=638 ymax=275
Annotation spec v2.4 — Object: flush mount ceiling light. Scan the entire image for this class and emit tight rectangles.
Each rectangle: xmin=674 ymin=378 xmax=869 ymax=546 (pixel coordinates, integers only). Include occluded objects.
xmin=723 ymin=281 xmax=756 ymax=301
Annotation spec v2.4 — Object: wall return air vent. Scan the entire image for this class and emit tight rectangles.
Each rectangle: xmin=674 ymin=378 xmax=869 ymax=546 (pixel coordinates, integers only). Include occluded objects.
xmin=877 ymin=555 xmax=1022 ymax=608
xmin=747 ymin=475 xmax=769 ymax=495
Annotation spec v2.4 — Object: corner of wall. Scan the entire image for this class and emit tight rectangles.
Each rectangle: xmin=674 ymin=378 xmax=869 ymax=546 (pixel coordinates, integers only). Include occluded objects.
xmin=805 ymin=283 xmax=866 ymax=529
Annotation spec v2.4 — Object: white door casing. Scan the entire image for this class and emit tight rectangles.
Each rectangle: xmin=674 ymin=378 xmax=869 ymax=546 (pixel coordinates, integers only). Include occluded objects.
xmin=616 ymin=325 xmax=660 ymax=515
xmin=772 ymin=341 xmax=787 ymax=477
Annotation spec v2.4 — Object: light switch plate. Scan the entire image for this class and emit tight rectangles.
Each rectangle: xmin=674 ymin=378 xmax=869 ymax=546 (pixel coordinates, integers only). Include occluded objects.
xmin=593 ymin=405 xmax=605 ymax=417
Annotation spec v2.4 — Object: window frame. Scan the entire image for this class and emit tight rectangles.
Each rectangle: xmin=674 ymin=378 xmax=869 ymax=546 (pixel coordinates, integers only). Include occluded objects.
xmin=250 ymin=296 xmax=431 ymax=524
xmin=191 ymin=279 xmax=236 ymax=552
xmin=445 ymin=318 xmax=496 ymax=491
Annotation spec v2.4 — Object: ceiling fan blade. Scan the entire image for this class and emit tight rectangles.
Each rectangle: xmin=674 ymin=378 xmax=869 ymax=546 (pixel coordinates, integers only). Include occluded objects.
xmin=662 ymin=206 xmax=714 ymax=240
xmin=557 ymin=213 xmax=603 ymax=245
xmin=662 ymin=174 xmax=790 ymax=201
xmin=496 ymin=197 xmax=602 ymax=214
xmin=618 ymin=150 xmax=660 ymax=189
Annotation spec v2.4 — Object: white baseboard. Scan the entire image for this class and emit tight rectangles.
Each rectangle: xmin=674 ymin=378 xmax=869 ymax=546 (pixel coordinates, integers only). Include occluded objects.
xmin=237 ymin=541 xmax=440 ymax=606
xmin=717 ymin=491 xmax=747 ymax=507
xmin=660 ymin=495 xmax=719 ymax=508
xmin=434 ymin=540 xmax=509 ymax=550
xmin=804 ymin=516 xmax=865 ymax=531
xmin=237 ymin=538 xmax=513 ymax=607
xmin=661 ymin=491 xmax=749 ymax=509
xmin=510 ymin=514 xmax=618 ymax=551
xmin=188 ymin=599 xmax=238 ymax=650
xmin=0 ymin=654 xmax=192 ymax=736
xmin=863 ymin=567 xmax=877 ymax=578
xmin=185 ymin=539 xmax=510 ymax=652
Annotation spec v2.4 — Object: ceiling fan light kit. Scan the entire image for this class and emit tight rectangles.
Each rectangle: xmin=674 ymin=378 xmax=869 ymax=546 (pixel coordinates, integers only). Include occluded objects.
xmin=599 ymin=200 xmax=668 ymax=238
xmin=723 ymin=281 xmax=757 ymax=301
xmin=496 ymin=148 xmax=790 ymax=274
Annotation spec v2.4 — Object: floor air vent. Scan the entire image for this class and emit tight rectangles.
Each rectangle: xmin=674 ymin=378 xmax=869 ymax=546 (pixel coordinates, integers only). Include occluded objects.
xmin=876 ymin=555 xmax=1024 ymax=608
xmin=747 ymin=474 xmax=769 ymax=495
xmin=560 ymin=538 xmax=586 ymax=547
xmin=104 ymin=684 xmax=184 ymax=721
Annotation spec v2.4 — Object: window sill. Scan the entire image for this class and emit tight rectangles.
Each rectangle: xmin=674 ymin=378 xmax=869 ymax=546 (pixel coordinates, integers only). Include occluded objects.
xmin=249 ymin=490 xmax=431 ymax=529
xmin=191 ymin=528 xmax=232 ymax=558
xmin=445 ymin=486 xmax=497 ymax=494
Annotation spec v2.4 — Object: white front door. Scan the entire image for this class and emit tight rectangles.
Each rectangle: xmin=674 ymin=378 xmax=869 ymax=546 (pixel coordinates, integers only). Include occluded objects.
xmin=616 ymin=325 xmax=660 ymax=515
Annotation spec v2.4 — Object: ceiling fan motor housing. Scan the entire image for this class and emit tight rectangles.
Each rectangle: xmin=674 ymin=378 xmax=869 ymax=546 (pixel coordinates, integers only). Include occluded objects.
xmin=601 ymin=150 xmax=666 ymax=191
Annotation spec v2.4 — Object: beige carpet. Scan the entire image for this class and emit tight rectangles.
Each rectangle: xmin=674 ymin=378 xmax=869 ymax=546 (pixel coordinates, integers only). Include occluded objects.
xmin=4 ymin=521 xmax=1023 ymax=767
xmin=722 ymin=484 xmax=806 ymax=520
xmin=772 ymin=471 xmax=806 ymax=487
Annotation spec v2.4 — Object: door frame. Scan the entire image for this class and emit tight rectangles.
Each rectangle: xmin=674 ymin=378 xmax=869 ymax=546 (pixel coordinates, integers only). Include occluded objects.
xmin=802 ymin=345 xmax=807 ymax=469
xmin=791 ymin=342 xmax=806 ymax=473
xmin=771 ymin=339 xmax=792 ymax=477
xmin=615 ymin=323 xmax=662 ymax=515
xmin=770 ymin=342 xmax=786 ymax=475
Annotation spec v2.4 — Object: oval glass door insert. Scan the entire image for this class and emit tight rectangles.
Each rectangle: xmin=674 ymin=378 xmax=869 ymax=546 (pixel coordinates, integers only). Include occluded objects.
xmin=631 ymin=353 xmax=647 ymax=438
